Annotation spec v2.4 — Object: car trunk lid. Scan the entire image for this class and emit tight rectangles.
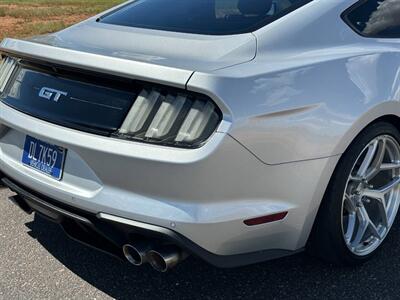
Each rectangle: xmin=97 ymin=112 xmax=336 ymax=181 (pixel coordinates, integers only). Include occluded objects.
xmin=30 ymin=20 xmax=257 ymax=73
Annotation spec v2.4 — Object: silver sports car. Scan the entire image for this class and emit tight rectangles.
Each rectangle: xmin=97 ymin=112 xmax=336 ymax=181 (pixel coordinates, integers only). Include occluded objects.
xmin=1 ymin=0 xmax=400 ymax=272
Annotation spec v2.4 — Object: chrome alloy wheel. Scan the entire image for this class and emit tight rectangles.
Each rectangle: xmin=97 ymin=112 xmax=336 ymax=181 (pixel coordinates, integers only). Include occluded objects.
xmin=342 ymin=135 xmax=400 ymax=256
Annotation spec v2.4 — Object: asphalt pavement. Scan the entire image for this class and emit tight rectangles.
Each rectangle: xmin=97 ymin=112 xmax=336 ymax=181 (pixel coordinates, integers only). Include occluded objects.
xmin=1 ymin=187 xmax=400 ymax=299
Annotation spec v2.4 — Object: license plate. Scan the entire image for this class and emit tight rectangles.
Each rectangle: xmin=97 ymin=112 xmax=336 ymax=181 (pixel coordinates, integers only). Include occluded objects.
xmin=22 ymin=135 xmax=66 ymax=180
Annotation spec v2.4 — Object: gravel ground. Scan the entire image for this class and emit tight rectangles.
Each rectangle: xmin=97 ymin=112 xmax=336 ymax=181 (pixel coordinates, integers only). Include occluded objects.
xmin=1 ymin=188 xmax=400 ymax=299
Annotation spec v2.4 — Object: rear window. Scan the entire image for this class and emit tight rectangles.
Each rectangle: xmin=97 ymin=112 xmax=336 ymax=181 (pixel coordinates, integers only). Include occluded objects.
xmin=99 ymin=0 xmax=312 ymax=35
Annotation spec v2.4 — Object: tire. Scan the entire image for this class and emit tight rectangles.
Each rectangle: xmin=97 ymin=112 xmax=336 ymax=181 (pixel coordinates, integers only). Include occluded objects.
xmin=308 ymin=121 xmax=400 ymax=265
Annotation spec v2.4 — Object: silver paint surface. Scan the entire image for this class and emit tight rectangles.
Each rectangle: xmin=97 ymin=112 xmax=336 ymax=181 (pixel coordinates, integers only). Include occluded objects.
xmin=1 ymin=0 xmax=400 ymax=258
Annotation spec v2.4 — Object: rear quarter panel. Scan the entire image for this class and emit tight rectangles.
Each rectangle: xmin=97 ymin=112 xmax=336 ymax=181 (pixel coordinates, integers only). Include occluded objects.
xmin=188 ymin=0 xmax=400 ymax=165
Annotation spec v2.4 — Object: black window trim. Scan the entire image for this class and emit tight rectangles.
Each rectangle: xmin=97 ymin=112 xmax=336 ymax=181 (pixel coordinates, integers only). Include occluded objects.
xmin=97 ymin=0 xmax=314 ymax=36
xmin=341 ymin=0 xmax=400 ymax=39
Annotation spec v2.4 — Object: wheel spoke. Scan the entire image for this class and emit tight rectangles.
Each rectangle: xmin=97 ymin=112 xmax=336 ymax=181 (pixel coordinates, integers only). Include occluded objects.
xmin=376 ymin=197 xmax=389 ymax=228
xmin=363 ymin=177 xmax=400 ymax=200
xmin=344 ymin=194 xmax=357 ymax=213
xmin=352 ymin=205 xmax=382 ymax=248
xmin=351 ymin=206 xmax=370 ymax=247
xmin=369 ymin=221 xmax=381 ymax=240
xmin=344 ymin=213 xmax=356 ymax=243
xmin=363 ymin=189 xmax=384 ymax=201
xmin=380 ymin=162 xmax=400 ymax=171
xmin=365 ymin=138 xmax=386 ymax=181
xmin=357 ymin=140 xmax=379 ymax=178
xmin=343 ymin=194 xmax=358 ymax=243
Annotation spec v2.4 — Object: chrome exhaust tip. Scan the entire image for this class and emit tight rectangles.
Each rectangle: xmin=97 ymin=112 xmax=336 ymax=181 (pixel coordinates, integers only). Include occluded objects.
xmin=147 ymin=245 xmax=187 ymax=272
xmin=122 ymin=242 xmax=151 ymax=266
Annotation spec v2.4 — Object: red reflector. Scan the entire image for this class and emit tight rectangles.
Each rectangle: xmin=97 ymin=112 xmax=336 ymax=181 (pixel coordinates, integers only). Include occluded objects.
xmin=244 ymin=212 xmax=288 ymax=226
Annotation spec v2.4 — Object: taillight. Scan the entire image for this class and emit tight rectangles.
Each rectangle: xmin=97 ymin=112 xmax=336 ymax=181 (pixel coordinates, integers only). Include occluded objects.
xmin=117 ymin=86 xmax=222 ymax=148
xmin=0 ymin=56 xmax=17 ymax=94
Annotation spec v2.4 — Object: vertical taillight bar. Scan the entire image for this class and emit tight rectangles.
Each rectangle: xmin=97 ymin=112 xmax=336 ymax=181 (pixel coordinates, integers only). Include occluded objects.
xmin=0 ymin=57 xmax=17 ymax=93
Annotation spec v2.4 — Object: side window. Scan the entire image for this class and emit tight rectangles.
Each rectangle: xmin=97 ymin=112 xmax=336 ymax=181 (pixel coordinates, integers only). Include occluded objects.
xmin=343 ymin=0 xmax=400 ymax=38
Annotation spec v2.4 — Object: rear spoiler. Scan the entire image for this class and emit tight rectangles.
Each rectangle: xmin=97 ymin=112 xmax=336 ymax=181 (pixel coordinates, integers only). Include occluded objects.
xmin=0 ymin=38 xmax=193 ymax=89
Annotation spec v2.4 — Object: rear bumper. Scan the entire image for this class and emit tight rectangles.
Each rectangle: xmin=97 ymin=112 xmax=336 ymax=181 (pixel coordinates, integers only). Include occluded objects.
xmin=0 ymin=101 xmax=339 ymax=261
xmin=1 ymin=175 xmax=299 ymax=268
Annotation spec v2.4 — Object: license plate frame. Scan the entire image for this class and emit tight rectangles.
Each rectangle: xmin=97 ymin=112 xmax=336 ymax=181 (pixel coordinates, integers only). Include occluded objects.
xmin=21 ymin=135 xmax=66 ymax=181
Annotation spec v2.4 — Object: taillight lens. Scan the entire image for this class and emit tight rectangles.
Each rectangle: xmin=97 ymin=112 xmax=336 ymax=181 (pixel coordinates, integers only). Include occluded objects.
xmin=117 ymin=87 xmax=222 ymax=148
xmin=0 ymin=56 xmax=17 ymax=94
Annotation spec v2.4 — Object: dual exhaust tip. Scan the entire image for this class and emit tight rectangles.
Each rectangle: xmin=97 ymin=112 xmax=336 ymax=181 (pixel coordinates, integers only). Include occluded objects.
xmin=122 ymin=242 xmax=187 ymax=272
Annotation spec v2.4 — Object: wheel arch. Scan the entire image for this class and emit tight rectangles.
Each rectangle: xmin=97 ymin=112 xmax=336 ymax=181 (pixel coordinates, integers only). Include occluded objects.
xmin=304 ymin=106 xmax=400 ymax=248
xmin=332 ymin=102 xmax=400 ymax=159
xmin=305 ymin=116 xmax=400 ymax=262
